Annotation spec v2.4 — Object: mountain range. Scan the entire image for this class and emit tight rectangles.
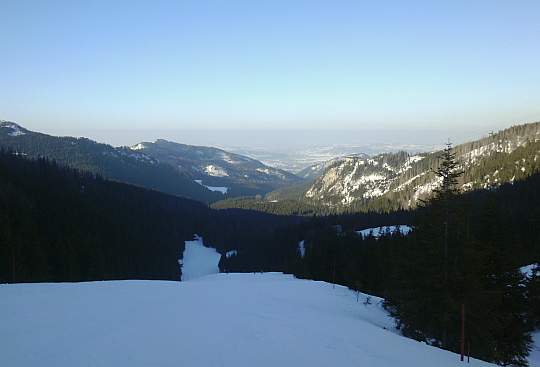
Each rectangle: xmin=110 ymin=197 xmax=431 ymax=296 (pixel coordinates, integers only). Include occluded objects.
xmin=0 ymin=121 xmax=304 ymax=203
xmin=1 ymin=119 xmax=539 ymax=213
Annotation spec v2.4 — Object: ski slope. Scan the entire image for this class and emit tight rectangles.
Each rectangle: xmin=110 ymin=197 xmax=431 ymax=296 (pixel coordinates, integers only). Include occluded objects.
xmin=180 ymin=235 xmax=220 ymax=281
xmin=0 ymin=236 xmax=534 ymax=366
xmin=1 ymin=274 xmax=500 ymax=367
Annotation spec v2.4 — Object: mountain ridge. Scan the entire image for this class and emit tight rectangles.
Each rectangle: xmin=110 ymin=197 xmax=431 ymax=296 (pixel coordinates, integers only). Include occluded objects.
xmin=129 ymin=138 xmax=305 ymax=197
xmin=0 ymin=121 xmax=304 ymax=202
xmin=3 ymin=119 xmax=539 ymax=213
xmin=293 ymin=121 xmax=540 ymax=211
xmin=0 ymin=121 xmax=227 ymax=203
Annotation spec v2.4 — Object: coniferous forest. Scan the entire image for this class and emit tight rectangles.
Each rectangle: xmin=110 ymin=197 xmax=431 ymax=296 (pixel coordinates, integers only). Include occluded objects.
xmin=0 ymin=148 xmax=304 ymax=283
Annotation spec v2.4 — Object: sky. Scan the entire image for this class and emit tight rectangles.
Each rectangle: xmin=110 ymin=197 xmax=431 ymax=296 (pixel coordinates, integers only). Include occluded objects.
xmin=1 ymin=1 xmax=539 ymax=149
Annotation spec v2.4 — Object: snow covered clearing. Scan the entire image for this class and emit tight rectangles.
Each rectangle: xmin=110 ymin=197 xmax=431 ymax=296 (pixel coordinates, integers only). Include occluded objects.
xmin=180 ymin=235 xmax=221 ymax=281
xmin=521 ymin=263 xmax=538 ymax=278
xmin=298 ymin=240 xmax=306 ymax=258
xmin=194 ymin=179 xmax=228 ymax=194
xmin=204 ymin=164 xmax=229 ymax=177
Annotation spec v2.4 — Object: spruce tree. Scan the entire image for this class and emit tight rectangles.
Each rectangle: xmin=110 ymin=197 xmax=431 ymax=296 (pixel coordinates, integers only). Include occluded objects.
xmin=385 ymin=143 xmax=532 ymax=366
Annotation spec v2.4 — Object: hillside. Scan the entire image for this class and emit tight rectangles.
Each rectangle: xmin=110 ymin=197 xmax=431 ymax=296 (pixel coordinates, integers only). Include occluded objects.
xmin=0 ymin=121 xmax=308 ymax=201
xmin=131 ymin=139 xmax=305 ymax=197
xmin=0 ymin=273 xmax=498 ymax=367
xmin=269 ymin=122 xmax=540 ymax=211
xmin=0 ymin=148 xmax=305 ymax=283
xmin=0 ymin=121 xmax=224 ymax=203
xmin=296 ymin=152 xmax=369 ymax=180
xmin=0 ymin=147 xmax=208 ymax=282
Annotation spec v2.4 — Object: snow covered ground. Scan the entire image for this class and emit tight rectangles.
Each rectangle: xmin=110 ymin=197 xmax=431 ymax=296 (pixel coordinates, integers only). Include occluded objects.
xmin=1 ymin=273 xmax=498 ymax=367
xmin=0 ymin=235 xmax=535 ymax=366
xmin=531 ymin=333 xmax=540 ymax=367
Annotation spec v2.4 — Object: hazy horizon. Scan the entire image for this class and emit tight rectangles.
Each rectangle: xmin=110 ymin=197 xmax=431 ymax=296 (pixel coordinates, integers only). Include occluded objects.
xmin=39 ymin=126 xmax=486 ymax=152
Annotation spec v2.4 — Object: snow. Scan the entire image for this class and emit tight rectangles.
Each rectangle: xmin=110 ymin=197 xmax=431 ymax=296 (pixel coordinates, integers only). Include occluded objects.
xmin=131 ymin=143 xmax=147 ymax=150
xmin=8 ymin=128 xmax=25 ymax=137
xmin=298 ymin=240 xmax=306 ymax=258
xmin=413 ymin=175 xmax=443 ymax=201
xmin=0 ymin=273 xmax=498 ymax=367
xmin=204 ymin=185 xmax=228 ymax=194
xmin=1 ymin=122 xmax=26 ymax=136
xmin=257 ymin=167 xmax=275 ymax=176
xmin=530 ymin=332 xmax=540 ymax=367
xmin=180 ymin=235 xmax=221 ymax=281
xmin=194 ymin=179 xmax=228 ymax=194
xmin=357 ymin=225 xmax=412 ymax=238
xmin=204 ymin=164 xmax=229 ymax=177
xmin=521 ymin=264 xmax=537 ymax=278
xmin=219 ymin=151 xmax=240 ymax=164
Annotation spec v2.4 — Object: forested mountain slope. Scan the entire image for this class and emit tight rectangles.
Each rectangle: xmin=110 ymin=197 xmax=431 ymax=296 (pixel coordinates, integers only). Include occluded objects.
xmin=282 ymin=122 xmax=540 ymax=211
xmin=0 ymin=121 xmax=224 ymax=204
xmin=0 ymin=148 xmax=197 ymax=282
xmin=296 ymin=153 xmax=369 ymax=180
xmin=130 ymin=139 xmax=305 ymax=197
xmin=0 ymin=148 xmax=305 ymax=283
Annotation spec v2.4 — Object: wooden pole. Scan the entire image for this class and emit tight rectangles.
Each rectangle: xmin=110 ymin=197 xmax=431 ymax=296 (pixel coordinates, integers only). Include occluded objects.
xmin=461 ymin=304 xmax=465 ymax=361
xmin=333 ymin=258 xmax=336 ymax=289
xmin=12 ymin=248 xmax=16 ymax=284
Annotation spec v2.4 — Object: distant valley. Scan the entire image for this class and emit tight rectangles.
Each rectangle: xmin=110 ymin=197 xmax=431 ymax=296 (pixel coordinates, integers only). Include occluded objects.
xmin=221 ymin=142 xmax=445 ymax=173
xmin=130 ymin=139 xmax=304 ymax=197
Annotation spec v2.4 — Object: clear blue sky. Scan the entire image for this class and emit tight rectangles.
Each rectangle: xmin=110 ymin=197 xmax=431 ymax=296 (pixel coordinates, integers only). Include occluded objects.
xmin=1 ymin=0 xmax=539 ymax=148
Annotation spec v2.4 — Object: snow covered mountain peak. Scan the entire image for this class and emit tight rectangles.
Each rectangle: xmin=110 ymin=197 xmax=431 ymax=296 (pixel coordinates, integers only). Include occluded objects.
xmin=0 ymin=121 xmax=26 ymax=137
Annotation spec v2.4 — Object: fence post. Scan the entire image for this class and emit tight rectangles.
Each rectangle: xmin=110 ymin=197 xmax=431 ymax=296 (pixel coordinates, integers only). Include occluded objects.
xmin=333 ymin=259 xmax=336 ymax=289
xmin=12 ymin=248 xmax=16 ymax=284
xmin=461 ymin=304 xmax=465 ymax=361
